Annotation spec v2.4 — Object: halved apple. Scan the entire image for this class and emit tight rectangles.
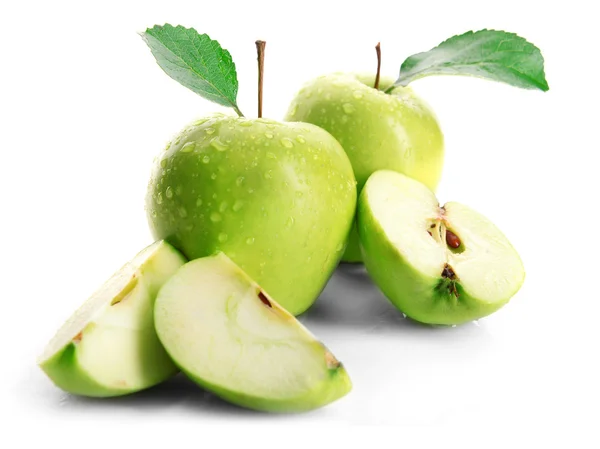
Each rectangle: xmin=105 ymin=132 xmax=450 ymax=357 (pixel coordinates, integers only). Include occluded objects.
xmin=154 ymin=253 xmax=352 ymax=412
xmin=358 ymin=170 xmax=525 ymax=325
xmin=38 ymin=241 xmax=186 ymax=397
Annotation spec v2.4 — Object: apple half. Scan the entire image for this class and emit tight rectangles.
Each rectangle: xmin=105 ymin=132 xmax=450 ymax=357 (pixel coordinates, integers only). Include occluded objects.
xmin=154 ymin=252 xmax=352 ymax=412
xmin=38 ymin=241 xmax=186 ymax=397
xmin=358 ymin=170 xmax=525 ymax=325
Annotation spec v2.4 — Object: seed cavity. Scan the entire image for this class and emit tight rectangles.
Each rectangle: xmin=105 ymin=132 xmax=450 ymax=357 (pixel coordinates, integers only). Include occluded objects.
xmin=258 ymin=291 xmax=272 ymax=308
xmin=73 ymin=332 xmax=83 ymax=343
xmin=110 ymin=276 xmax=138 ymax=306
xmin=325 ymin=351 xmax=341 ymax=369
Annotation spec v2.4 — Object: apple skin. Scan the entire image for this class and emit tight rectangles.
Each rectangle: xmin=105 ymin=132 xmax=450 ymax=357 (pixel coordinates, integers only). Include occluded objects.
xmin=146 ymin=114 xmax=357 ymax=315
xmin=357 ymin=171 xmax=523 ymax=325
xmin=285 ymin=73 xmax=444 ymax=262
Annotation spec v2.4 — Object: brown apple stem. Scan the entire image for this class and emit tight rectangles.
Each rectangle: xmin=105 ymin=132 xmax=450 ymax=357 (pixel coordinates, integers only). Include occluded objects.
xmin=374 ymin=42 xmax=382 ymax=90
xmin=255 ymin=40 xmax=266 ymax=118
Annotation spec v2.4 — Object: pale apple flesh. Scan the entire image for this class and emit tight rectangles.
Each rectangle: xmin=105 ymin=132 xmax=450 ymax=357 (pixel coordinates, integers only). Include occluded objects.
xmin=146 ymin=113 xmax=357 ymax=315
xmin=38 ymin=241 xmax=186 ymax=397
xmin=285 ymin=73 xmax=444 ymax=263
xmin=358 ymin=170 xmax=525 ymax=325
xmin=154 ymin=252 xmax=352 ymax=412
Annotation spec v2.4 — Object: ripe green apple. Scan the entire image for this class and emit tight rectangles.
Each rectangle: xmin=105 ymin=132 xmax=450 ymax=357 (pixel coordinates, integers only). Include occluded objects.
xmin=155 ymin=252 xmax=352 ymax=412
xmin=38 ymin=241 xmax=186 ymax=397
xmin=357 ymin=170 xmax=525 ymax=325
xmin=146 ymin=113 xmax=357 ymax=316
xmin=285 ymin=73 xmax=444 ymax=262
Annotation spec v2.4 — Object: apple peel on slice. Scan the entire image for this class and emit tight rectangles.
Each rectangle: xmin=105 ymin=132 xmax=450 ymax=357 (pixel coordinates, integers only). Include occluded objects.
xmin=38 ymin=240 xmax=186 ymax=397
xmin=358 ymin=170 xmax=525 ymax=325
xmin=154 ymin=252 xmax=352 ymax=412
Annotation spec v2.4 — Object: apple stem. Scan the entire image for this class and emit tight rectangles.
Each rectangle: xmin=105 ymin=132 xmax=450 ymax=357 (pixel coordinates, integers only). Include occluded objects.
xmin=255 ymin=40 xmax=266 ymax=119
xmin=374 ymin=42 xmax=382 ymax=90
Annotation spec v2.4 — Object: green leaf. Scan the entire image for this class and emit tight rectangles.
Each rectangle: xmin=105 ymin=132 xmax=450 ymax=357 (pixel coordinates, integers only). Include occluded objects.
xmin=391 ymin=30 xmax=549 ymax=92
xmin=141 ymin=24 xmax=242 ymax=115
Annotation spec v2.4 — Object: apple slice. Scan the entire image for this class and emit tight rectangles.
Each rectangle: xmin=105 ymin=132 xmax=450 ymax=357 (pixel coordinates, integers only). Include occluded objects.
xmin=38 ymin=241 xmax=186 ymax=397
xmin=358 ymin=170 xmax=525 ymax=325
xmin=154 ymin=253 xmax=352 ymax=412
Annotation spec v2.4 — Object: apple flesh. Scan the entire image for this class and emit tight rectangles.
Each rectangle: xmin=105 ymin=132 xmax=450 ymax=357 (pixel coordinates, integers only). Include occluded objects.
xmin=146 ymin=113 xmax=357 ymax=315
xmin=154 ymin=252 xmax=352 ymax=412
xmin=358 ymin=170 xmax=525 ymax=325
xmin=285 ymin=73 xmax=444 ymax=262
xmin=38 ymin=241 xmax=186 ymax=397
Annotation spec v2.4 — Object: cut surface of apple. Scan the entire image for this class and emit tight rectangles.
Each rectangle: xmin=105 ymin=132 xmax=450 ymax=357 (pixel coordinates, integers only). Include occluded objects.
xmin=154 ymin=253 xmax=352 ymax=412
xmin=38 ymin=240 xmax=186 ymax=397
xmin=358 ymin=170 xmax=525 ymax=325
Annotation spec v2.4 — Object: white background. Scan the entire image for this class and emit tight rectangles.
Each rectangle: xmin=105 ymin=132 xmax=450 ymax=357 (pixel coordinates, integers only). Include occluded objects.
xmin=1 ymin=0 xmax=599 ymax=445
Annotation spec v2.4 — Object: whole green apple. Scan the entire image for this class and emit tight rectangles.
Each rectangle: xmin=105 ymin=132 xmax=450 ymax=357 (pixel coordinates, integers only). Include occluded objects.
xmin=146 ymin=113 xmax=357 ymax=315
xmin=285 ymin=73 xmax=444 ymax=262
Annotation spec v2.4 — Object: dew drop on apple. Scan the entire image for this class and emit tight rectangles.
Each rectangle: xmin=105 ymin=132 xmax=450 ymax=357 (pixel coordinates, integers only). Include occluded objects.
xmin=205 ymin=128 xmax=215 ymax=135
xmin=239 ymin=120 xmax=252 ymax=127
xmin=236 ymin=176 xmax=244 ymax=186
xmin=264 ymin=132 xmax=274 ymax=139
xmin=218 ymin=232 xmax=228 ymax=243
xmin=196 ymin=198 xmax=203 ymax=207
xmin=264 ymin=171 xmax=273 ymax=179
xmin=211 ymin=173 xmax=217 ymax=180
xmin=151 ymin=209 xmax=157 ymax=218
xmin=232 ymin=200 xmax=244 ymax=212
xmin=219 ymin=201 xmax=228 ymax=213
xmin=343 ymin=103 xmax=356 ymax=114
xmin=267 ymin=152 xmax=276 ymax=159
xmin=202 ymin=155 xmax=211 ymax=164
xmin=296 ymin=135 xmax=306 ymax=144
xmin=178 ymin=207 xmax=187 ymax=218
xmin=156 ymin=192 xmax=163 ymax=204
xmin=353 ymin=90 xmax=364 ymax=99
xmin=246 ymin=237 xmax=255 ymax=245
xmin=160 ymin=159 xmax=167 ymax=168
xmin=210 ymin=212 xmax=222 ymax=222
xmin=210 ymin=136 xmax=228 ymax=152
xmin=280 ymin=138 xmax=294 ymax=149
xmin=181 ymin=142 xmax=195 ymax=153
xmin=165 ymin=187 xmax=173 ymax=199
xmin=286 ymin=216 xmax=295 ymax=228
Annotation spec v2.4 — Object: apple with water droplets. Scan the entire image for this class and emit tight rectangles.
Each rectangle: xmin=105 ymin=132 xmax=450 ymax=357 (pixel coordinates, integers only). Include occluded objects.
xmin=357 ymin=170 xmax=525 ymax=325
xmin=146 ymin=113 xmax=356 ymax=315
xmin=285 ymin=73 xmax=444 ymax=262
xmin=155 ymin=252 xmax=352 ymax=412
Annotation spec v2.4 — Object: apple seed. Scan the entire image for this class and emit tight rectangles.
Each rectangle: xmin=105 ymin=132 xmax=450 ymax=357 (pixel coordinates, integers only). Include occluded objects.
xmin=258 ymin=291 xmax=272 ymax=308
xmin=445 ymin=230 xmax=461 ymax=249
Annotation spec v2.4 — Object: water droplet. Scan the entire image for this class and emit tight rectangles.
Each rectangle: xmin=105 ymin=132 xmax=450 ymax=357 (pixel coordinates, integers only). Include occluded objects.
xmin=210 ymin=136 xmax=228 ymax=151
xmin=178 ymin=207 xmax=188 ymax=218
xmin=218 ymin=232 xmax=228 ymax=243
xmin=264 ymin=171 xmax=273 ymax=179
xmin=176 ymin=185 xmax=183 ymax=196
xmin=336 ymin=242 xmax=344 ymax=252
xmin=156 ymin=192 xmax=163 ymax=204
xmin=286 ymin=216 xmax=295 ymax=228
xmin=232 ymin=200 xmax=244 ymax=211
xmin=289 ymin=103 xmax=298 ymax=117
xmin=165 ymin=187 xmax=173 ymax=199
xmin=280 ymin=138 xmax=294 ymax=148
xmin=174 ymin=136 xmax=181 ymax=144
xmin=160 ymin=159 xmax=167 ymax=168
xmin=296 ymin=135 xmax=306 ymax=144
xmin=181 ymin=142 xmax=195 ymax=153
xmin=184 ymin=223 xmax=194 ymax=232
xmin=236 ymin=176 xmax=244 ymax=186
xmin=219 ymin=201 xmax=228 ymax=213
xmin=352 ymin=90 xmax=364 ymax=99
xmin=202 ymin=155 xmax=210 ymax=164
xmin=211 ymin=173 xmax=217 ymax=180
xmin=343 ymin=103 xmax=356 ymax=114
xmin=246 ymin=237 xmax=255 ymax=245
xmin=164 ymin=142 xmax=171 ymax=152
xmin=151 ymin=209 xmax=157 ymax=218
xmin=264 ymin=132 xmax=274 ymax=139
xmin=196 ymin=198 xmax=203 ymax=207
xmin=295 ymin=191 xmax=304 ymax=198
xmin=205 ymin=128 xmax=215 ymax=135
xmin=210 ymin=212 xmax=222 ymax=222
xmin=266 ymin=152 xmax=276 ymax=159
xmin=239 ymin=120 xmax=252 ymax=127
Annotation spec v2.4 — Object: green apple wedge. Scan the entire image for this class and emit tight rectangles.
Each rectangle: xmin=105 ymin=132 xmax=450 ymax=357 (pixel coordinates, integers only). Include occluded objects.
xmin=357 ymin=170 xmax=525 ymax=325
xmin=154 ymin=252 xmax=352 ymax=412
xmin=38 ymin=241 xmax=186 ymax=397
xmin=285 ymin=73 xmax=444 ymax=262
xmin=146 ymin=113 xmax=356 ymax=315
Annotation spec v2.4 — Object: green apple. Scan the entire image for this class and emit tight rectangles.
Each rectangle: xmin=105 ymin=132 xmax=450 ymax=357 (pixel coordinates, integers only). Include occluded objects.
xmin=357 ymin=170 xmax=525 ymax=325
xmin=146 ymin=113 xmax=357 ymax=315
xmin=38 ymin=241 xmax=186 ymax=397
xmin=154 ymin=252 xmax=352 ymax=412
xmin=285 ymin=73 xmax=444 ymax=262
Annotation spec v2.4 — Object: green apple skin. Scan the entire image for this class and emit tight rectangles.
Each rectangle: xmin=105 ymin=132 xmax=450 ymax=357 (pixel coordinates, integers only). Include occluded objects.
xmin=146 ymin=114 xmax=357 ymax=316
xmin=39 ymin=241 xmax=185 ymax=397
xmin=357 ymin=171 xmax=524 ymax=325
xmin=285 ymin=73 xmax=444 ymax=262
